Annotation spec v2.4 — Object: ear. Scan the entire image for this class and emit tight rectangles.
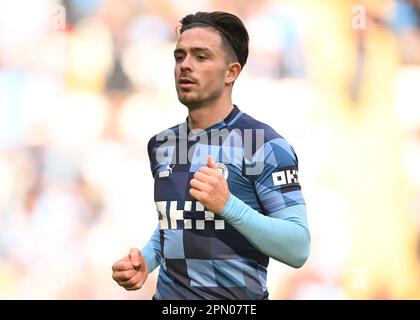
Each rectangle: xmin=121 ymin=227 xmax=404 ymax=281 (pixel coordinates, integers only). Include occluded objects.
xmin=225 ymin=62 xmax=241 ymax=86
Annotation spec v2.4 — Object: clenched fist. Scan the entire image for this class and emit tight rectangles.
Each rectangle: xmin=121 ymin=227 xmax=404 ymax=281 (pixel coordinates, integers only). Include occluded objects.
xmin=112 ymin=248 xmax=148 ymax=291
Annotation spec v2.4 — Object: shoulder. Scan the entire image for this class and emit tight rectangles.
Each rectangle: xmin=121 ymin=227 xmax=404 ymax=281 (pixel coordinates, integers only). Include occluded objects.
xmin=235 ymin=110 xmax=296 ymax=155
xmin=147 ymin=122 xmax=186 ymax=176
xmin=147 ymin=122 xmax=186 ymax=156
xmin=235 ymin=111 xmax=299 ymax=174
xmin=233 ymin=111 xmax=285 ymax=144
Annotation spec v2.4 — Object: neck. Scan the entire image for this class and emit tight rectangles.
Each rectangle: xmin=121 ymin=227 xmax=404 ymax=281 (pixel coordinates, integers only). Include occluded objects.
xmin=187 ymin=97 xmax=234 ymax=130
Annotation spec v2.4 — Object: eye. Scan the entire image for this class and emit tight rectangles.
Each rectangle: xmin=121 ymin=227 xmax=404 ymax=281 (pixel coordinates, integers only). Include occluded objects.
xmin=197 ymin=55 xmax=207 ymax=61
xmin=174 ymin=55 xmax=184 ymax=63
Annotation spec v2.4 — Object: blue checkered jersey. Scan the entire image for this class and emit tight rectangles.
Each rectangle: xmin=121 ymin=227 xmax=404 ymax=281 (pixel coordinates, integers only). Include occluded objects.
xmin=146 ymin=105 xmax=306 ymax=300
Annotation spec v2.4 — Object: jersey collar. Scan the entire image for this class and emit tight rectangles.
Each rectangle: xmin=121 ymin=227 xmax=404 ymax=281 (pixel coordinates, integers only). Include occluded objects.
xmin=185 ymin=105 xmax=243 ymax=136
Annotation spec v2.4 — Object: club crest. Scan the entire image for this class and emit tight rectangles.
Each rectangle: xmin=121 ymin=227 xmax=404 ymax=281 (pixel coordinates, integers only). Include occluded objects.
xmin=216 ymin=163 xmax=229 ymax=179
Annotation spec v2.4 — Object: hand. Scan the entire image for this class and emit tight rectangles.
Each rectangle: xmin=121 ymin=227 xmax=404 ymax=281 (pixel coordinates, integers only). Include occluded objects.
xmin=112 ymin=248 xmax=148 ymax=291
xmin=189 ymin=155 xmax=230 ymax=214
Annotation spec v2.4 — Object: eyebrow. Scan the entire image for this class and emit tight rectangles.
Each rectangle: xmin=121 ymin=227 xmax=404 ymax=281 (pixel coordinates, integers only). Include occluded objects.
xmin=173 ymin=47 xmax=213 ymax=55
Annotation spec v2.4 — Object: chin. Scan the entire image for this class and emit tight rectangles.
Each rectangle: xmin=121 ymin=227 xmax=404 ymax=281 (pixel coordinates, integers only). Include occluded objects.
xmin=181 ymin=102 xmax=201 ymax=111
xmin=178 ymin=96 xmax=202 ymax=110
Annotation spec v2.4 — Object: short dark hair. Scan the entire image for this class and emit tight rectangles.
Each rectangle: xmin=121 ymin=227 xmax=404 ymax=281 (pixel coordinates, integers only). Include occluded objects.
xmin=179 ymin=11 xmax=249 ymax=68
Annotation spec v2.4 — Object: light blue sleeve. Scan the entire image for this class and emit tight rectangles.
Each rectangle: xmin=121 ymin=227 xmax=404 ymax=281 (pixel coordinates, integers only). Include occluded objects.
xmin=140 ymin=225 xmax=161 ymax=273
xmin=220 ymin=194 xmax=310 ymax=268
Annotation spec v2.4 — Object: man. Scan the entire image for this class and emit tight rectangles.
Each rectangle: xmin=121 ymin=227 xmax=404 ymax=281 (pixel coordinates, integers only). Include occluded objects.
xmin=112 ymin=11 xmax=310 ymax=300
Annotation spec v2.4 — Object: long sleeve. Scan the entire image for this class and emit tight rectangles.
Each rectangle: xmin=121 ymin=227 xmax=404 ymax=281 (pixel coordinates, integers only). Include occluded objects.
xmin=140 ymin=225 xmax=161 ymax=273
xmin=220 ymin=194 xmax=310 ymax=268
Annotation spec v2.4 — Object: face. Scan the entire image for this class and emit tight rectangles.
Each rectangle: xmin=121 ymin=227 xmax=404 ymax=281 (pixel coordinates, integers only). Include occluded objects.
xmin=174 ymin=27 xmax=231 ymax=109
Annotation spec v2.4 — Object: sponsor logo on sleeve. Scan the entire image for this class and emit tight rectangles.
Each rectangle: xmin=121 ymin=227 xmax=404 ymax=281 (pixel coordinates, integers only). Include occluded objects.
xmin=272 ymin=168 xmax=299 ymax=187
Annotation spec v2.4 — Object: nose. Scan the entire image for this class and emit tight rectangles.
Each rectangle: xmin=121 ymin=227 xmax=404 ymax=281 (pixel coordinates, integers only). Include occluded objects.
xmin=179 ymin=55 xmax=193 ymax=72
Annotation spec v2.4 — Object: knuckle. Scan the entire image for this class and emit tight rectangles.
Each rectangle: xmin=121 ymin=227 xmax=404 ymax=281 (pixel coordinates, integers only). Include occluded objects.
xmin=120 ymin=272 xmax=130 ymax=281
xmin=114 ymin=275 xmax=124 ymax=282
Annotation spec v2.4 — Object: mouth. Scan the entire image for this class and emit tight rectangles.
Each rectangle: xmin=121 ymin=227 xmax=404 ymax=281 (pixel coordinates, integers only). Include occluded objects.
xmin=178 ymin=78 xmax=196 ymax=89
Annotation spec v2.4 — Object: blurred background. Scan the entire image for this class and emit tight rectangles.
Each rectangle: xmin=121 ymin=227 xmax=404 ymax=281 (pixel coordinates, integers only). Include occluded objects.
xmin=1 ymin=0 xmax=420 ymax=299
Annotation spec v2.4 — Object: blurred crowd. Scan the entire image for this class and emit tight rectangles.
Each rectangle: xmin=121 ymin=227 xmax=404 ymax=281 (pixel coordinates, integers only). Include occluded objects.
xmin=0 ymin=0 xmax=420 ymax=299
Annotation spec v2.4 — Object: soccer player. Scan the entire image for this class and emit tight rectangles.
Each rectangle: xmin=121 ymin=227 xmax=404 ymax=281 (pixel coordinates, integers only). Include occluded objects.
xmin=112 ymin=11 xmax=310 ymax=300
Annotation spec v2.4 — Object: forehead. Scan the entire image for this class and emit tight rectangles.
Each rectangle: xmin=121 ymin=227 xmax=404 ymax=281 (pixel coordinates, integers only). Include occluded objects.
xmin=176 ymin=27 xmax=224 ymax=52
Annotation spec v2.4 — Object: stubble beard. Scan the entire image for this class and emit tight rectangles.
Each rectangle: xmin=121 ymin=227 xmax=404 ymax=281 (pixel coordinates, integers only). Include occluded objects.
xmin=177 ymin=86 xmax=223 ymax=111
xmin=178 ymin=92 xmax=202 ymax=110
